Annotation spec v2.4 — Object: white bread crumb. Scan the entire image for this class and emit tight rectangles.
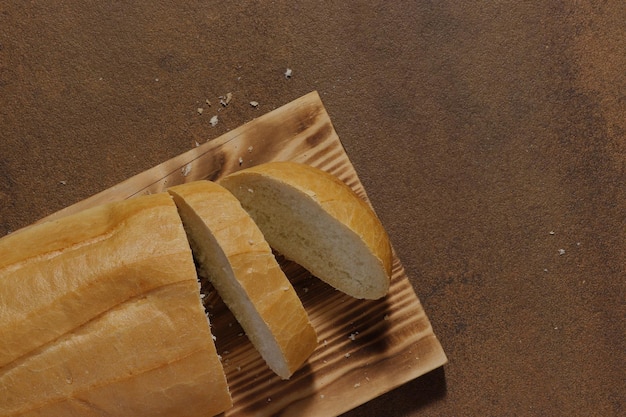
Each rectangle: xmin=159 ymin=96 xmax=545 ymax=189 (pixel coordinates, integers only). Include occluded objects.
xmin=219 ymin=92 xmax=232 ymax=107
xmin=182 ymin=163 xmax=192 ymax=177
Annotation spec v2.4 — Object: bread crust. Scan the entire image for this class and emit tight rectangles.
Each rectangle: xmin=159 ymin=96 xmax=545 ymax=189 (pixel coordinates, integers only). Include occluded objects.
xmin=219 ymin=161 xmax=393 ymax=299
xmin=0 ymin=193 xmax=231 ymax=417
xmin=168 ymin=181 xmax=318 ymax=379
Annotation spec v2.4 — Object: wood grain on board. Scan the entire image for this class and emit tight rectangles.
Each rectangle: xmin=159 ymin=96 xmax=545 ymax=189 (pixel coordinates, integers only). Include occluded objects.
xmin=41 ymin=91 xmax=447 ymax=417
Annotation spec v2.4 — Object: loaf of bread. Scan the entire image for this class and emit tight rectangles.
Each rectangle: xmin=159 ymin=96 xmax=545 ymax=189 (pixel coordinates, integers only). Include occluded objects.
xmin=0 ymin=160 xmax=393 ymax=415
xmin=168 ymin=180 xmax=318 ymax=379
xmin=219 ymin=161 xmax=393 ymax=300
xmin=0 ymin=193 xmax=231 ymax=417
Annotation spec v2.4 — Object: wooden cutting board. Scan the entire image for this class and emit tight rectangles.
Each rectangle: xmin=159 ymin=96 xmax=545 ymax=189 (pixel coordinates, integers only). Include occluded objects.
xmin=41 ymin=91 xmax=447 ymax=417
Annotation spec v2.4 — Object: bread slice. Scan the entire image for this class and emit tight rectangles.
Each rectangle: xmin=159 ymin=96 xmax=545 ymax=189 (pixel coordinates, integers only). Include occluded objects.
xmin=0 ymin=193 xmax=231 ymax=417
xmin=219 ymin=161 xmax=393 ymax=300
xmin=168 ymin=180 xmax=318 ymax=380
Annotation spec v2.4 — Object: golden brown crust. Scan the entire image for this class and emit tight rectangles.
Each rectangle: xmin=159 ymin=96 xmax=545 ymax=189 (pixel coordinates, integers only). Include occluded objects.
xmin=168 ymin=181 xmax=318 ymax=379
xmin=0 ymin=193 xmax=231 ymax=417
xmin=220 ymin=161 xmax=393 ymax=299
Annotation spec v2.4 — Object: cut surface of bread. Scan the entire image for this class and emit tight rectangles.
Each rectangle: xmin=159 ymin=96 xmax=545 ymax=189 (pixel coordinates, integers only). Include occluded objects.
xmin=0 ymin=193 xmax=231 ymax=417
xmin=219 ymin=161 xmax=393 ymax=300
xmin=168 ymin=180 xmax=318 ymax=379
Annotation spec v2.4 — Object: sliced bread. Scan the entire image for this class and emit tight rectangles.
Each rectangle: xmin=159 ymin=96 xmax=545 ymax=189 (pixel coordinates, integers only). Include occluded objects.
xmin=219 ymin=161 xmax=393 ymax=300
xmin=168 ymin=180 xmax=318 ymax=379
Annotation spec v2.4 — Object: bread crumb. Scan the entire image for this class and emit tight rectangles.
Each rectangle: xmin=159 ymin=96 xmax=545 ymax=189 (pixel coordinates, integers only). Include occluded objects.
xmin=205 ymin=99 xmax=212 ymax=106
xmin=248 ymin=239 xmax=254 ymax=245
xmin=284 ymin=68 xmax=292 ymax=78
xmin=212 ymin=334 xmax=217 ymax=341
xmin=197 ymin=107 xmax=204 ymax=114
xmin=182 ymin=163 xmax=192 ymax=177
xmin=354 ymin=383 xmax=361 ymax=388
xmin=344 ymin=353 xmax=351 ymax=358
xmin=247 ymin=188 xmax=254 ymax=193
xmin=549 ymin=231 xmax=555 ymax=235
xmin=349 ymin=332 xmax=359 ymax=341
xmin=249 ymin=101 xmax=259 ymax=108
xmin=220 ymin=92 xmax=233 ymax=107
xmin=194 ymin=140 xmax=200 ymax=147
xmin=60 ymin=180 xmax=67 ymax=185
xmin=247 ymin=145 xmax=254 ymax=152
xmin=238 ymin=157 xmax=243 ymax=166
xmin=558 ymin=248 xmax=566 ymax=255
xmin=210 ymin=115 xmax=218 ymax=126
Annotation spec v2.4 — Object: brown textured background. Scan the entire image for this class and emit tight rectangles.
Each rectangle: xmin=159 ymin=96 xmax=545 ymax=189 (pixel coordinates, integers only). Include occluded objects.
xmin=1 ymin=1 xmax=624 ymax=416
